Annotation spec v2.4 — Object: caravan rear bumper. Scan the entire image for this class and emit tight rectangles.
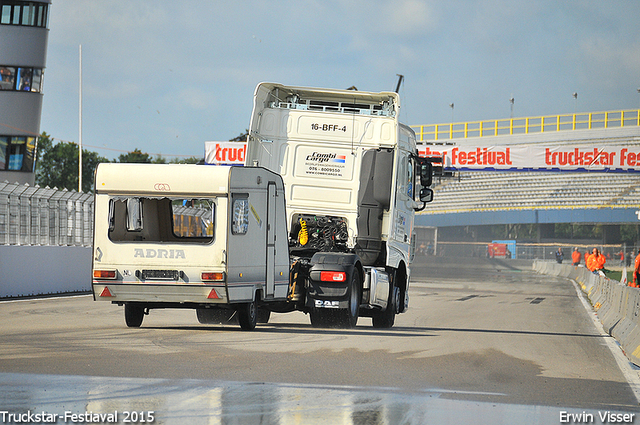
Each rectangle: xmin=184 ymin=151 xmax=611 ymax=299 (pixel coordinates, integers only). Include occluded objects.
xmin=92 ymin=283 xmax=227 ymax=304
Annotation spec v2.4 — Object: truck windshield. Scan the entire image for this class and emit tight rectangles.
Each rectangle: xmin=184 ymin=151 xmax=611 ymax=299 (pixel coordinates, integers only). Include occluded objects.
xmin=108 ymin=197 xmax=215 ymax=243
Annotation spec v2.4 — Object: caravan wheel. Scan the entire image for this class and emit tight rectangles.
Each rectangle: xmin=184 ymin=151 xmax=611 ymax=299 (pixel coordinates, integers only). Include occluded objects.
xmin=237 ymin=300 xmax=257 ymax=331
xmin=256 ymin=308 xmax=271 ymax=324
xmin=124 ymin=304 xmax=144 ymax=328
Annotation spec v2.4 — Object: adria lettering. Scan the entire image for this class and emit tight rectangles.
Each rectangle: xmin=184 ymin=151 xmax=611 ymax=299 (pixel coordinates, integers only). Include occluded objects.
xmin=134 ymin=249 xmax=185 ymax=259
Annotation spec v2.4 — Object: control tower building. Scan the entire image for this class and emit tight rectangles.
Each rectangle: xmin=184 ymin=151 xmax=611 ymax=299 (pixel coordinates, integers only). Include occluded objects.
xmin=0 ymin=0 xmax=50 ymax=185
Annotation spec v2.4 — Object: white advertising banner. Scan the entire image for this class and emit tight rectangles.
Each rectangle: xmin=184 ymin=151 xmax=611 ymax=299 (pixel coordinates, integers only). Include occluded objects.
xmin=205 ymin=141 xmax=247 ymax=165
xmin=419 ymin=144 xmax=640 ymax=172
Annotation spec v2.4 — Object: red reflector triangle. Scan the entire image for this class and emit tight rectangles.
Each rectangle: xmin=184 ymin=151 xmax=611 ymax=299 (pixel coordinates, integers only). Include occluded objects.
xmin=207 ymin=289 xmax=219 ymax=299
xmin=100 ymin=287 xmax=113 ymax=297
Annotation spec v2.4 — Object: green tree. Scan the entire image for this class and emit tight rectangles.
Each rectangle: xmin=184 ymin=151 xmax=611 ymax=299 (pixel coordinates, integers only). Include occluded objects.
xmin=35 ymin=132 xmax=110 ymax=192
xmin=230 ymin=130 xmax=249 ymax=142
xmin=169 ymin=156 xmax=201 ymax=164
xmin=117 ymin=148 xmax=151 ymax=163
xmin=621 ymin=225 xmax=639 ymax=244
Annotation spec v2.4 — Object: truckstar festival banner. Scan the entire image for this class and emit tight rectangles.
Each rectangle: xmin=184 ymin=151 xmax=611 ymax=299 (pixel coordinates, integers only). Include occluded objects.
xmin=419 ymin=144 xmax=640 ymax=172
xmin=205 ymin=141 xmax=247 ymax=165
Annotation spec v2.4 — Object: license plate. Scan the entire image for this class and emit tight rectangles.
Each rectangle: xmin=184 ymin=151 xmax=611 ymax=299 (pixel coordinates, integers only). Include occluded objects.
xmin=141 ymin=270 xmax=180 ymax=281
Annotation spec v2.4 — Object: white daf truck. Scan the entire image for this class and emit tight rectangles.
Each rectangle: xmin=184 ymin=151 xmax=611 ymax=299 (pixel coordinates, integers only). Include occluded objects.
xmin=91 ymin=83 xmax=432 ymax=330
xmin=245 ymin=82 xmax=433 ymax=328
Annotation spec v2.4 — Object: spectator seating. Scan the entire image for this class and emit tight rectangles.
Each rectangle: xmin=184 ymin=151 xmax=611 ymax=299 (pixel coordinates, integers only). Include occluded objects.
xmin=425 ymin=171 xmax=640 ymax=213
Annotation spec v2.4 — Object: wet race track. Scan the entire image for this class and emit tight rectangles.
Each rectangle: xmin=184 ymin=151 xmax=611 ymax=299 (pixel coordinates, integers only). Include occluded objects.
xmin=1 ymin=257 xmax=639 ymax=424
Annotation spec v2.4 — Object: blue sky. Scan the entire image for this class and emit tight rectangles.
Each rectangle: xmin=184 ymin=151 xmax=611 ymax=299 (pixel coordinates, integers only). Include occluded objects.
xmin=40 ymin=0 xmax=640 ymax=160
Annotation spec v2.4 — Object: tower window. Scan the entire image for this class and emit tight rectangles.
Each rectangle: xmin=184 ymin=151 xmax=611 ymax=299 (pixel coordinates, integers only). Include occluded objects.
xmin=0 ymin=1 xmax=49 ymax=28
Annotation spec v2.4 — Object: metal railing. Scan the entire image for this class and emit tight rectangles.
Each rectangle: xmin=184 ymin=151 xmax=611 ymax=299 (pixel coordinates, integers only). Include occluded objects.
xmin=0 ymin=183 xmax=219 ymax=246
xmin=0 ymin=181 xmax=93 ymax=246
xmin=411 ymin=109 xmax=640 ymax=142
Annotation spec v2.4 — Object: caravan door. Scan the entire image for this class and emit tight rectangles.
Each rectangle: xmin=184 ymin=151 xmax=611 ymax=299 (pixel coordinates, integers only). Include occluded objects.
xmin=265 ymin=182 xmax=277 ymax=298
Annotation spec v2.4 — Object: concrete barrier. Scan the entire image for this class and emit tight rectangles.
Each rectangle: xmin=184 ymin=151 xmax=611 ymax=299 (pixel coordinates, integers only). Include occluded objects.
xmin=534 ymin=260 xmax=640 ymax=367
xmin=601 ymin=283 xmax=625 ymax=335
xmin=0 ymin=245 xmax=91 ymax=298
xmin=611 ymin=289 xmax=640 ymax=344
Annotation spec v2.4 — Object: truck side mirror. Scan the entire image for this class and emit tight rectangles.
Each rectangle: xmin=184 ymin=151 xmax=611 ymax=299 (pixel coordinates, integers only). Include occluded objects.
xmin=418 ymin=161 xmax=432 ymax=187
xmin=415 ymin=188 xmax=433 ymax=212
xmin=419 ymin=188 xmax=433 ymax=203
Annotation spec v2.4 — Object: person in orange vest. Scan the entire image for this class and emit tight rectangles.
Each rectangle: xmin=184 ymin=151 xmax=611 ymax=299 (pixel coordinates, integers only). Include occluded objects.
xmin=632 ymin=249 xmax=640 ymax=288
xmin=587 ymin=248 xmax=606 ymax=273
xmin=571 ymin=247 xmax=582 ymax=266
xmin=596 ymin=250 xmax=607 ymax=271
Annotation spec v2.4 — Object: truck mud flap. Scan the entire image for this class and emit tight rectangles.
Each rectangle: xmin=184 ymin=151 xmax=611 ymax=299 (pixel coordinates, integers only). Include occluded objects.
xmin=306 ymin=252 xmax=360 ymax=303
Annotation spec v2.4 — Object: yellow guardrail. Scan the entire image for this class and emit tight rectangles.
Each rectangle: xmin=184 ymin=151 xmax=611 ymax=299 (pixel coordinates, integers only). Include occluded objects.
xmin=410 ymin=109 xmax=640 ymax=142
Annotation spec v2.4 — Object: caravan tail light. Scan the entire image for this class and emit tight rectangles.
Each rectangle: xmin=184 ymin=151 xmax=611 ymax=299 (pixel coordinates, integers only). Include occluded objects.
xmin=93 ymin=270 xmax=117 ymax=279
xmin=202 ymin=272 xmax=225 ymax=282
xmin=320 ymin=271 xmax=346 ymax=282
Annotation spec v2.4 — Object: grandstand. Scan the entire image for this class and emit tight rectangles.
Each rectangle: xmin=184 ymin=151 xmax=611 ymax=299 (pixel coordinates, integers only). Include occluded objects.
xmin=426 ymin=171 xmax=640 ymax=214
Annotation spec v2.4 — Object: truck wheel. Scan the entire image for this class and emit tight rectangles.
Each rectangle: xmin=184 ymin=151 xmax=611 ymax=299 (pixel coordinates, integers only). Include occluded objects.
xmin=337 ymin=269 xmax=360 ymax=328
xmin=237 ymin=300 xmax=257 ymax=331
xmin=196 ymin=308 xmax=234 ymax=324
xmin=124 ymin=304 xmax=144 ymax=328
xmin=372 ymin=285 xmax=398 ymax=328
xmin=256 ymin=308 xmax=271 ymax=324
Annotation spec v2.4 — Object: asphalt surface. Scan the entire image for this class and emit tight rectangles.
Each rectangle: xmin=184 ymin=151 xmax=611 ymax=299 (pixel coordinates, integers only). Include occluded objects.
xmin=0 ymin=256 xmax=638 ymax=423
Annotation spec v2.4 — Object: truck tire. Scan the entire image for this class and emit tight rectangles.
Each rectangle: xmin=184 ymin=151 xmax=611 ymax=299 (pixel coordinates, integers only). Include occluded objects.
xmin=237 ymin=300 xmax=257 ymax=331
xmin=196 ymin=308 xmax=235 ymax=325
xmin=372 ymin=285 xmax=398 ymax=328
xmin=124 ymin=303 xmax=144 ymax=328
xmin=336 ymin=269 xmax=360 ymax=328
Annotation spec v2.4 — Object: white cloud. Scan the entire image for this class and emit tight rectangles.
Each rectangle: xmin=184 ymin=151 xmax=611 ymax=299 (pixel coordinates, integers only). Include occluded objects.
xmin=387 ymin=0 xmax=437 ymax=36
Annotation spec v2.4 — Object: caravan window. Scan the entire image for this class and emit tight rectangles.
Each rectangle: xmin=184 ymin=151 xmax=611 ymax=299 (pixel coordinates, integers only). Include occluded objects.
xmin=231 ymin=198 xmax=249 ymax=235
xmin=108 ymin=197 xmax=215 ymax=243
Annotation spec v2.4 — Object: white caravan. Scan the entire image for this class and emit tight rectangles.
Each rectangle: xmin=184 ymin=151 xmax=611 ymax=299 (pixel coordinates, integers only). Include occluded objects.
xmin=91 ymin=163 xmax=290 ymax=330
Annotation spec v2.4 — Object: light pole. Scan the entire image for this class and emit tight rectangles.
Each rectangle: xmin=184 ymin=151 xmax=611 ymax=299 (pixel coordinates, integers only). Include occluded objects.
xmin=509 ymin=96 xmax=515 ymax=119
xmin=449 ymin=103 xmax=454 ymax=138
xmin=79 ymin=44 xmax=83 ymax=193
xmin=572 ymin=92 xmax=578 ymax=114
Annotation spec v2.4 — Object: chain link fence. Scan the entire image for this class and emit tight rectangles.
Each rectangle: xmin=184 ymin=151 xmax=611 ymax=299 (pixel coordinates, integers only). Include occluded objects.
xmin=421 ymin=240 xmax=632 ymax=266
xmin=0 ymin=181 xmax=93 ymax=246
